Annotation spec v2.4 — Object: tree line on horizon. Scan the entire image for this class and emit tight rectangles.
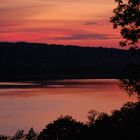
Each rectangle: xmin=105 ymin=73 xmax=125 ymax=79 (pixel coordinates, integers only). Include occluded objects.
xmin=0 ymin=42 xmax=140 ymax=80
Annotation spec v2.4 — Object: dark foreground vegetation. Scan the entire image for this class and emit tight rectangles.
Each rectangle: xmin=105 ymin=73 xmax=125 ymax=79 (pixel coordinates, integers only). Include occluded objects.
xmin=0 ymin=42 xmax=140 ymax=81
xmin=1 ymin=101 xmax=140 ymax=140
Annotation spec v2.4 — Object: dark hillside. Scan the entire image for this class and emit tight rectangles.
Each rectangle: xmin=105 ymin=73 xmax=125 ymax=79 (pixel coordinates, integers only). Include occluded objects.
xmin=0 ymin=42 xmax=139 ymax=81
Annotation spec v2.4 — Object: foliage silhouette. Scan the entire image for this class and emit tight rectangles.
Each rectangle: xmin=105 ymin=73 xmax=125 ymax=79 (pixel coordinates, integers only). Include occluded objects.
xmin=26 ymin=128 xmax=37 ymax=140
xmin=37 ymin=115 xmax=87 ymax=140
xmin=87 ymin=101 xmax=140 ymax=140
xmin=120 ymin=79 xmax=140 ymax=97
xmin=110 ymin=0 xmax=140 ymax=47
xmin=0 ymin=135 xmax=8 ymax=140
xmin=87 ymin=109 xmax=99 ymax=125
xmin=11 ymin=130 xmax=25 ymax=140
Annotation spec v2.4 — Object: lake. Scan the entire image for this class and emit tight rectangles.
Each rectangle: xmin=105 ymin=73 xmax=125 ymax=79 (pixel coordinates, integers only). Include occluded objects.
xmin=0 ymin=79 xmax=137 ymax=135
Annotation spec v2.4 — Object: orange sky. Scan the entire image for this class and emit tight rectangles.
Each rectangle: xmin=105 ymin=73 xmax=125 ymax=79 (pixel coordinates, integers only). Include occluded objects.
xmin=0 ymin=0 xmax=122 ymax=48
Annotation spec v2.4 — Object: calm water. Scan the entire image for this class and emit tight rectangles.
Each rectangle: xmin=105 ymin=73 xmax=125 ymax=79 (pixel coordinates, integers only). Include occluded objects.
xmin=0 ymin=79 xmax=137 ymax=135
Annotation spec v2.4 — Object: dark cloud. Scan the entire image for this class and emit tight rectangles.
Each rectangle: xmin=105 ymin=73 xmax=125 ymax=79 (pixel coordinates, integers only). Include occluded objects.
xmin=52 ymin=33 xmax=119 ymax=40
xmin=84 ymin=21 xmax=97 ymax=25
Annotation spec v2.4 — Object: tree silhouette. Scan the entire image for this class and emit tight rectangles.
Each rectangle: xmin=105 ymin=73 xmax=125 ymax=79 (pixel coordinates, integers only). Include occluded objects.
xmin=0 ymin=135 xmax=8 ymax=140
xmin=110 ymin=0 xmax=140 ymax=47
xmin=37 ymin=115 xmax=86 ymax=140
xmin=11 ymin=129 xmax=25 ymax=140
xmin=87 ymin=109 xmax=99 ymax=125
xmin=26 ymin=128 xmax=37 ymax=140
xmin=120 ymin=79 xmax=140 ymax=97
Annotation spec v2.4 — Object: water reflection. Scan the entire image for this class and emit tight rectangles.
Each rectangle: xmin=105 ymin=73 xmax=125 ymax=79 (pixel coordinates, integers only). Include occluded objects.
xmin=0 ymin=79 xmax=137 ymax=135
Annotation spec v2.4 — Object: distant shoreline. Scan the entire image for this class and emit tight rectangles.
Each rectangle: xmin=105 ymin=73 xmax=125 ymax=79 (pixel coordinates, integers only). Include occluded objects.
xmin=0 ymin=79 xmax=119 ymax=89
xmin=0 ymin=42 xmax=140 ymax=81
xmin=0 ymin=74 xmax=133 ymax=82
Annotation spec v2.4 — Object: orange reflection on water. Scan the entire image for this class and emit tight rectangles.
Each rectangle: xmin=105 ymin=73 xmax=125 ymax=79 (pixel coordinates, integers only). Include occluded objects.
xmin=0 ymin=79 xmax=137 ymax=135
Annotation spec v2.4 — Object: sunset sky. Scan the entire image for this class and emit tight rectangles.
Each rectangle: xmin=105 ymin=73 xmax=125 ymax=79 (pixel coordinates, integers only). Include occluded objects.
xmin=0 ymin=0 xmax=122 ymax=48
